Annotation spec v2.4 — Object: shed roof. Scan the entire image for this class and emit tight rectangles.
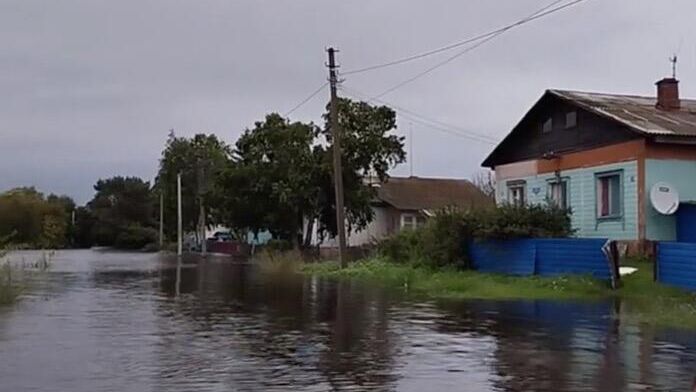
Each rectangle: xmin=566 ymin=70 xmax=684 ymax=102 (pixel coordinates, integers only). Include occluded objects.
xmin=549 ymin=89 xmax=696 ymax=137
xmin=376 ymin=176 xmax=493 ymax=211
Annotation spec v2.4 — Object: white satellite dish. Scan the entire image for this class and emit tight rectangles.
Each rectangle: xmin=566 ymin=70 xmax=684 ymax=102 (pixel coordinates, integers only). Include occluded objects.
xmin=650 ymin=182 xmax=680 ymax=215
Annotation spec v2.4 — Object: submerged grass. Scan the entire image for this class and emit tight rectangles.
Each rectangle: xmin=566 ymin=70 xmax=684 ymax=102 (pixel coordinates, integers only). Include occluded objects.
xmin=0 ymin=264 xmax=21 ymax=306
xmin=302 ymin=257 xmax=696 ymax=329
xmin=0 ymin=250 xmax=54 ymax=306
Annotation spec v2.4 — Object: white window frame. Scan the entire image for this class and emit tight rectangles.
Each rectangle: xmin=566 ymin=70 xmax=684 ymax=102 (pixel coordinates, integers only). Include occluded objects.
xmin=507 ymin=181 xmax=526 ymax=206
xmin=400 ymin=213 xmax=417 ymax=230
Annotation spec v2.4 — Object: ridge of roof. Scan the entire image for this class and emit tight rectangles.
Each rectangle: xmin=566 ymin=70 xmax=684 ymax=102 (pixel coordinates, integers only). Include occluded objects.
xmin=376 ymin=176 xmax=492 ymax=210
xmin=548 ymin=88 xmax=696 ymax=103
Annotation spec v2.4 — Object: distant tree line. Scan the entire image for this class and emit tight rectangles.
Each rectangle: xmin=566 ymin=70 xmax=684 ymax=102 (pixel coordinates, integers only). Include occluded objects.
xmin=0 ymin=187 xmax=75 ymax=248
xmin=0 ymin=98 xmax=406 ymax=250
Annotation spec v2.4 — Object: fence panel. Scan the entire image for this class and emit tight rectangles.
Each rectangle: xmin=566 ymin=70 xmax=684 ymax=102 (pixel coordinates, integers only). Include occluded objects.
xmin=657 ymin=242 xmax=696 ymax=291
xmin=469 ymin=240 xmax=536 ymax=276
xmin=535 ymin=238 xmax=610 ymax=279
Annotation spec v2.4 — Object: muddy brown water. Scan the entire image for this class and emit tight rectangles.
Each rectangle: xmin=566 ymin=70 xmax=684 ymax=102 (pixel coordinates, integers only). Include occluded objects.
xmin=0 ymin=250 xmax=695 ymax=391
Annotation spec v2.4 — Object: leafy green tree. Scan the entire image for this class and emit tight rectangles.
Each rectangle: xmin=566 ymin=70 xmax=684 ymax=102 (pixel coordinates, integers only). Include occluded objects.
xmin=212 ymin=114 xmax=319 ymax=248
xmin=73 ymin=206 xmax=96 ymax=248
xmin=87 ymin=176 xmax=155 ymax=246
xmin=156 ymin=132 xmax=231 ymax=241
xmin=213 ymin=98 xmax=405 ymax=248
xmin=0 ymin=188 xmax=74 ymax=248
xmin=315 ymin=98 xmax=406 ymax=240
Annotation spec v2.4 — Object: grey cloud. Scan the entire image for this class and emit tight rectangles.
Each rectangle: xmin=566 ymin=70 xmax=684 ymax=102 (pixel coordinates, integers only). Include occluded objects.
xmin=1 ymin=0 xmax=695 ymax=203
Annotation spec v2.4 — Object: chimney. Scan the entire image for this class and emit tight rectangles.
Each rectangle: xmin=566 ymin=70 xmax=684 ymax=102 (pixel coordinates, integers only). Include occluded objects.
xmin=655 ymin=78 xmax=680 ymax=110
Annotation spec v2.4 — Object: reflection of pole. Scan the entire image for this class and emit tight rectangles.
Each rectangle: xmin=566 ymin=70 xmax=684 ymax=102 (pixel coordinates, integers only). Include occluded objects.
xmin=197 ymin=160 xmax=207 ymax=257
xmin=175 ymin=257 xmax=182 ymax=297
xmin=177 ymin=172 xmax=183 ymax=256
xmin=159 ymin=191 xmax=164 ymax=249
xmin=327 ymin=47 xmax=347 ymax=268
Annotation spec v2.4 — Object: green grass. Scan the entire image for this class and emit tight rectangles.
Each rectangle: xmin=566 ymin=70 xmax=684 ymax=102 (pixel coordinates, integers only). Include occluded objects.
xmin=302 ymin=257 xmax=696 ymax=329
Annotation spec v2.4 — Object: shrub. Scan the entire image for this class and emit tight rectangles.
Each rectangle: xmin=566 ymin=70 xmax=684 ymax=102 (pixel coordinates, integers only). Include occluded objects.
xmin=470 ymin=203 xmax=574 ymax=240
xmin=378 ymin=204 xmax=573 ymax=269
xmin=377 ymin=228 xmax=425 ymax=265
xmin=114 ymin=225 xmax=158 ymax=250
xmin=265 ymin=239 xmax=293 ymax=252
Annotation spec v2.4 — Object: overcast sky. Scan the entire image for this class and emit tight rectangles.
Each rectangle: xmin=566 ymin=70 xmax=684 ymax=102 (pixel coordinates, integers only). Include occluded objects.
xmin=2 ymin=0 xmax=695 ymax=204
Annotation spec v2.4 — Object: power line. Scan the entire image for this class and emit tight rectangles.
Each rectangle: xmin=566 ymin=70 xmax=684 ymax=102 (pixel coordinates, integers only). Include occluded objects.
xmin=340 ymin=85 xmax=499 ymax=144
xmin=367 ymin=0 xmax=587 ymax=99
xmin=400 ymin=112 xmax=498 ymax=145
xmin=284 ymin=82 xmax=329 ymax=117
xmin=342 ymin=0 xmax=580 ymax=76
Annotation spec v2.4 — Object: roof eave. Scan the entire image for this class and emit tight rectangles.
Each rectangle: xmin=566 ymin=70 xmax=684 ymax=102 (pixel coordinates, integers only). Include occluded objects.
xmin=481 ymin=90 xmax=554 ymax=168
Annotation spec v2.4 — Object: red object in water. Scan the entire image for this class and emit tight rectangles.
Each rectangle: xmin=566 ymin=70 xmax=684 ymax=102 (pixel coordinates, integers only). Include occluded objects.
xmin=207 ymin=240 xmax=241 ymax=255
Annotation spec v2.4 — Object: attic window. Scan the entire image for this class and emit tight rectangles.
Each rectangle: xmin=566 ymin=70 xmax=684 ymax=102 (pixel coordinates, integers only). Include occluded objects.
xmin=565 ymin=111 xmax=577 ymax=129
xmin=542 ymin=118 xmax=553 ymax=133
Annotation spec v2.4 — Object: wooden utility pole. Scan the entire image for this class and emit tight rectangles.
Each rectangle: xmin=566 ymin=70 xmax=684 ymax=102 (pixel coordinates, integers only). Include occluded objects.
xmin=177 ymin=172 xmax=183 ymax=256
xmin=327 ymin=47 xmax=348 ymax=268
xmin=159 ymin=191 xmax=164 ymax=249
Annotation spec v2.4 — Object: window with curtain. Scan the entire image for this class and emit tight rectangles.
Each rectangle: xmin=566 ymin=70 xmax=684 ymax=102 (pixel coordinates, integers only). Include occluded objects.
xmin=596 ymin=172 xmax=622 ymax=218
xmin=548 ymin=180 xmax=568 ymax=209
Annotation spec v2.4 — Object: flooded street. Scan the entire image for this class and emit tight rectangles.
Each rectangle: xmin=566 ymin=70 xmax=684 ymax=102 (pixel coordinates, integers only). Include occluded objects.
xmin=1 ymin=250 xmax=695 ymax=391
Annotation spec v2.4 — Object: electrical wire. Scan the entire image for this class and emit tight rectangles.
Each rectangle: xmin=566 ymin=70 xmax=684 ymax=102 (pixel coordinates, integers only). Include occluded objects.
xmin=284 ymin=82 xmax=329 ymax=117
xmin=342 ymin=0 xmax=581 ymax=76
xmin=373 ymin=0 xmax=587 ymax=98
xmin=339 ymin=85 xmax=499 ymax=145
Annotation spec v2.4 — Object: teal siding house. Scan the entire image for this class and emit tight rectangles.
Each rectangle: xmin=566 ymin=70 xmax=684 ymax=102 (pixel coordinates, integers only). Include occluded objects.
xmin=483 ymin=77 xmax=696 ymax=253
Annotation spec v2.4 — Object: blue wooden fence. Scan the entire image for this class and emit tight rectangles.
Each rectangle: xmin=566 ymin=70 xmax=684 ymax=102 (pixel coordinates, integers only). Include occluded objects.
xmin=657 ymin=242 xmax=696 ymax=290
xmin=470 ymin=238 xmax=610 ymax=279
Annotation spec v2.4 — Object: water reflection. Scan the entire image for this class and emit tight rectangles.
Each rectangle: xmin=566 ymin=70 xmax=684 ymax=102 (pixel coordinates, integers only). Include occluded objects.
xmin=0 ymin=250 xmax=695 ymax=391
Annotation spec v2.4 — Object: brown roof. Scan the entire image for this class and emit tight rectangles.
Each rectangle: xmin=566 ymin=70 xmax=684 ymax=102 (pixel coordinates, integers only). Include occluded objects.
xmin=376 ymin=176 xmax=493 ymax=211
xmin=550 ymin=89 xmax=696 ymax=137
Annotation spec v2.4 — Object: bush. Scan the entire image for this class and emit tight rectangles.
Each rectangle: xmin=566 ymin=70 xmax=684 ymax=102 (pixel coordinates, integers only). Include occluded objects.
xmin=469 ymin=203 xmax=574 ymax=240
xmin=378 ymin=204 xmax=573 ymax=269
xmin=114 ymin=225 xmax=158 ymax=250
xmin=265 ymin=239 xmax=293 ymax=252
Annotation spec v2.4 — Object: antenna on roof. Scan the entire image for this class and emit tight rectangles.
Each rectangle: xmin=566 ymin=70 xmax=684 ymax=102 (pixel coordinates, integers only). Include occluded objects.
xmin=670 ymin=54 xmax=678 ymax=79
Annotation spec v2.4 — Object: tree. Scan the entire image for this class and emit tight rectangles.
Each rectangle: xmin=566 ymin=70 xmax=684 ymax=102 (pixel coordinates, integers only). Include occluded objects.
xmin=0 ymin=188 xmax=74 ymax=248
xmin=213 ymin=98 xmax=406 ymax=248
xmin=212 ymin=114 xmax=320 ymax=248
xmin=472 ymin=170 xmax=496 ymax=200
xmin=156 ymin=132 xmax=231 ymax=242
xmin=315 ymin=98 xmax=406 ymax=240
xmin=87 ymin=176 xmax=155 ymax=247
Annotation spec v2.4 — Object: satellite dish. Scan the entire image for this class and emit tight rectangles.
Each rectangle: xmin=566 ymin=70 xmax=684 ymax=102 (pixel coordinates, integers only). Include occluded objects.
xmin=650 ymin=182 xmax=680 ymax=215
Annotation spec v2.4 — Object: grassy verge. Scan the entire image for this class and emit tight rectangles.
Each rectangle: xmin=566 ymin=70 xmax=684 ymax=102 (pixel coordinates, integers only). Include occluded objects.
xmin=302 ymin=258 xmax=696 ymax=329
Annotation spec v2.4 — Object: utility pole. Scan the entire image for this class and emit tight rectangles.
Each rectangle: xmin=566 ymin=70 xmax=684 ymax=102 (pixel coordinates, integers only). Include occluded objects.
xmin=159 ymin=191 xmax=164 ymax=249
xmin=327 ymin=47 xmax=347 ymax=268
xmin=177 ymin=172 xmax=183 ymax=257
xmin=197 ymin=159 xmax=207 ymax=257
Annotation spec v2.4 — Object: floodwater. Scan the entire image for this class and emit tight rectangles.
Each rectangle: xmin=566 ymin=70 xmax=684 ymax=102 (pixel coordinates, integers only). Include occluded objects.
xmin=1 ymin=250 xmax=695 ymax=391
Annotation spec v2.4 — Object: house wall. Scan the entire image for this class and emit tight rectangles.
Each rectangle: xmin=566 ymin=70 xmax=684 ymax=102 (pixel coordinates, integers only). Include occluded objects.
xmin=346 ymin=206 xmax=392 ymax=246
xmin=644 ymin=159 xmax=696 ymax=241
xmin=496 ymin=160 xmax=639 ymax=240
xmin=315 ymin=205 xmax=401 ymax=247
xmin=484 ymin=93 xmax=639 ymax=167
